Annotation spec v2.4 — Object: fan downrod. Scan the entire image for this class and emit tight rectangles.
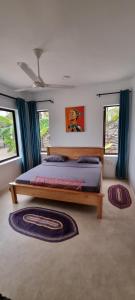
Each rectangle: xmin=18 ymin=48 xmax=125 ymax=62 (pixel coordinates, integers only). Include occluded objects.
xmin=33 ymin=48 xmax=44 ymax=59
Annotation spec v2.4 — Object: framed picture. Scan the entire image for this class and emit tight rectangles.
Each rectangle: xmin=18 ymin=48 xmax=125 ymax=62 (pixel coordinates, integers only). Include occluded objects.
xmin=65 ymin=106 xmax=84 ymax=132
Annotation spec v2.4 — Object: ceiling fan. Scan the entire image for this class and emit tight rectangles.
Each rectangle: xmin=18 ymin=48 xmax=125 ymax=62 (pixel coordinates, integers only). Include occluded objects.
xmin=17 ymin=48 xmax=74 ymax=91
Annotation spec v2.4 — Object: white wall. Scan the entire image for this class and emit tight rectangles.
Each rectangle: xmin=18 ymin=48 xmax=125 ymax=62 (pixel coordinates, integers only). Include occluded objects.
xmin=32 ymin=79 xmax=131 ymax=178
xmin=0 ymin=84 xmax=23 ymax=190
xmin=129 ymin=77 xmax=135 ymax=192
xmin=0 ymin=158 xmax=22 ymax=190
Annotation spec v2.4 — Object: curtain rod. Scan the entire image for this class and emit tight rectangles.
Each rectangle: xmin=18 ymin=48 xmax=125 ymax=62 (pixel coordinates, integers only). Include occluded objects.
xmin=0 ymin=92 xmax=54 ymax=103
xmin=97 ymin=90 xmax=132 ymax=97
xmin=0 ymin=92 xmax=17 ymax=101
xmin=36 ymin=100 xmax=54 ymax=103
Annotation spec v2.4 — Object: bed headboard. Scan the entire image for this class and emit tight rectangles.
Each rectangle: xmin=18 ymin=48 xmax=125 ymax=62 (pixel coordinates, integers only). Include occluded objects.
xmin=47 ymin=147 xmax=104 ymax=163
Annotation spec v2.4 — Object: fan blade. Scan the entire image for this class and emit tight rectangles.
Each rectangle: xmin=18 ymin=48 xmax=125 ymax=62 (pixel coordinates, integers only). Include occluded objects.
xmin=14 ymin=84 xmax=75 ymax=92
xmin=14 ymin=86 xmax=46 ymax=92
xmin=14 ymin=87 xmax=36 ymax=92
xmin=17 ymin=62 xmax=38 ymax=82
xmin=14 ymin=83 xmax=75 ymax=92
xmin=45 ymin=84 xmax=75 ymax=89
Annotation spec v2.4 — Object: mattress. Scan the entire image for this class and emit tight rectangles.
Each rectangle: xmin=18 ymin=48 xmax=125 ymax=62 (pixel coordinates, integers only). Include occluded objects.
xmin=16 ymin=160 xmax=102 ymax=192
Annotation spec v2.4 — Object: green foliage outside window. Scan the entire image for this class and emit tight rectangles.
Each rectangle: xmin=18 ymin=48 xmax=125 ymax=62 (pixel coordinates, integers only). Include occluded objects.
xmin=39 ymin=115 xmax=49 ymax=138
xmin=104 ymin=106 xmax=119 ymax=154
xmin=39 ymin=111 xmax=49 ymax=152
xmin=0 ymin=113 xmax=16 ymax=152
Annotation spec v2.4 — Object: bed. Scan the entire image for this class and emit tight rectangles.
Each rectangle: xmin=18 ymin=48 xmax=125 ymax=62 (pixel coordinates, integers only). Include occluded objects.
xmin=9 ymin=147 xmax=104 ymax=218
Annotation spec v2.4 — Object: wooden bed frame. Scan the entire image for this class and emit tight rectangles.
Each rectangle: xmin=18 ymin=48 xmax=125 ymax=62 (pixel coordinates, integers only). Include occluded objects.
xmin=9 ymin=147 xmax=104 ymax=219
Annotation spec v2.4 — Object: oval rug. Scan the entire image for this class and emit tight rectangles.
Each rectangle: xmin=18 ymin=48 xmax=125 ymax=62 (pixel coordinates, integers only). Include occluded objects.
xmin=9 ymin=207 xmax=79 ymax=242
xmin=108 ymin=184 xmax=132 ymax=209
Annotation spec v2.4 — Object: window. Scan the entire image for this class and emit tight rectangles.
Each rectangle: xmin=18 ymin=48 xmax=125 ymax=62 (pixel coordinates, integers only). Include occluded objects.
xmin=38 ymin=110 xmax=50 ymax=152
xmin=103 ymin=105 xmax=119 ymax=155
xmin=0 ymin=108 xmax=19 ymax=162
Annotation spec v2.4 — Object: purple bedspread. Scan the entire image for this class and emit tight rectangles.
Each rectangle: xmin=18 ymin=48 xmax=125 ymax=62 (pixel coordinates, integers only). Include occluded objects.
xmin=16 ymin=160 xmax=101 ymax=192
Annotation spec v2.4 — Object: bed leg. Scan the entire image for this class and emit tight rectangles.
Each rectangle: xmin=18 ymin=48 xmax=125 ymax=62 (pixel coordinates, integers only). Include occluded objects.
xmin=9 ymin=185 xmax=18 ymax=204
xmin=97 ymin=198 xmax=103 ymax=219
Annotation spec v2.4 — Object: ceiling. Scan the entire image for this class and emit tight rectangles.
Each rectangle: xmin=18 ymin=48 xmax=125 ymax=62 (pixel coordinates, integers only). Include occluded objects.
xmin=0 ymin=0 xmax=135 ymax=90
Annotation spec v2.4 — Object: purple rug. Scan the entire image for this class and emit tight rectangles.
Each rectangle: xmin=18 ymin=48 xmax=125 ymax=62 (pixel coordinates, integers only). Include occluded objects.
xmin=9 ymin=207 xmax=79 ymax=242
xmin=0 ymin=294 xmax=11 ymax=300
xmin=108 ymin=184 xmax=132 ymax=209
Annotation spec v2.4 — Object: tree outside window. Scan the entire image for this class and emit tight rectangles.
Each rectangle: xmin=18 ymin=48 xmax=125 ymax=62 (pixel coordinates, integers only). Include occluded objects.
xmin=104 ymin=105 xmax=119 ymax=155
xmin=0 ymin=109 xmax=18 ymax=162
xmin=38 ymin=111 xmax=50 ymax=152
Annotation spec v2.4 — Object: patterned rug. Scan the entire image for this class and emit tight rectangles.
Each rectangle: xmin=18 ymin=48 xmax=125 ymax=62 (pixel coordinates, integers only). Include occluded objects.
xmin=9 ymin=207 xmax=79 ymax=242
xmin=108 ymin=184 xmax=132 ymax=209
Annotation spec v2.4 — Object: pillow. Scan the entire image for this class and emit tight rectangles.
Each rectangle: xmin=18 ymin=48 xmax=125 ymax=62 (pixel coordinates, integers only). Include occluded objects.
xmin=77 ymin=156 xmax=100 ymax=164
xmin=44 ymin=154 xmax=68 ymax=162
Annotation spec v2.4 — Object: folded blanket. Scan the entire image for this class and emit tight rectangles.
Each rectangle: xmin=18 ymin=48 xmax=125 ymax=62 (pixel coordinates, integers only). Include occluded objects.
xmin=30 ymin=176 xmax=84 ymax=191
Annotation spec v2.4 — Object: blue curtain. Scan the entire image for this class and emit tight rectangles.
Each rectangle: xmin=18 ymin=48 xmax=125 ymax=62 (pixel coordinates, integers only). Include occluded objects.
xmin=16 ymin=99 xmax=41 ymax=172
xmin=16 ymin=98 xmax=31 ymax=172
xmin=28 ymin=101 xmax=41 ymax=167
xmin=116 ymin=90 xmax=130 ymax=179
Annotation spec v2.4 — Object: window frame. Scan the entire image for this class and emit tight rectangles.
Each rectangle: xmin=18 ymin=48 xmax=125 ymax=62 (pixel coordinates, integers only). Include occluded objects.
xmin=0 ymin=108 xmax=19 ymax=163
xmin=38 ymin=109 xmax=49 ymax=153
xmin=103 ymin=104 xmax=119 ymax=156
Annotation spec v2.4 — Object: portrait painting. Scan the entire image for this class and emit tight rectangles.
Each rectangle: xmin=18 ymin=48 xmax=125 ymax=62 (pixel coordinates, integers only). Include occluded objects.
xmin=65 ymin=106 xmax=84 ymax=132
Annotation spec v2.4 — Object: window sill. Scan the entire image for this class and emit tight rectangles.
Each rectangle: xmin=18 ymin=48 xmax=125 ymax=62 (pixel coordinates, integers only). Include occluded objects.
xmin=0 ymin=156 xmax=21 ymax=166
